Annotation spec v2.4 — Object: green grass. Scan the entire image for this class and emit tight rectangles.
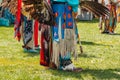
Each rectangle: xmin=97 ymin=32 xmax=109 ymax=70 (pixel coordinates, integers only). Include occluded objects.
xmin=0 ymin=20 xmax=120 ymax=80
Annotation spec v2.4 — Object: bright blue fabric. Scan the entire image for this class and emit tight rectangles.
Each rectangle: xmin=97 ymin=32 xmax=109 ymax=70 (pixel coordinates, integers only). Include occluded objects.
xmin=52 ymin=4 xmax=65 ymax=41
xmin=66 ymin=0 xmax=79 ymax=6
xmin=51 ymin=0 xmax=79 ymax=12
xmin=3 ymin=8 xmax=15 ymax=24
xmin=52 ymin=1 xmax=78 ymax=69
xmin=66 ymin=0 xmax=79 ymax=12
xmin=52 ymin=4 xmax=74 ymax=41
xmin=65 ymin=4 xmax=74 ymax=28
xmin=0 ymin=18 xmax=10 ymax=26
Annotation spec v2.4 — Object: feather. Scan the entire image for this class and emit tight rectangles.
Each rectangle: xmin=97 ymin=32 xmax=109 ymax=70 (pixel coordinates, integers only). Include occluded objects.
xmin=0 ymin=0 xmax=10 ymax=8
xmin=1 ymin=0 xmax=54 ymax=25
xmin=80 ymin=1 xmax=110 ymax=17
xmin=22 ymin=0 xmax=54 ymax=25
xmin=1 ymin=0 xmax=112 ymax=25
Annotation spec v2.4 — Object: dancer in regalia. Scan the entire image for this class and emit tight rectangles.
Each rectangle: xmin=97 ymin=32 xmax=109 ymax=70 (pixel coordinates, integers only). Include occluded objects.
xmin=99 ymin=0 xmax=110 ymax=33
xmin=1 ymin=0 xmax=40 ymax=53
xmin=2 ymin=0 xmax=110 ymax=72
xmin=50 ymin=0 xmax=83 ymax=71
xmin=108 ymin=0 xmax=117 ymax=34
xmin=16 ymin=0 xmax=40 ymax=53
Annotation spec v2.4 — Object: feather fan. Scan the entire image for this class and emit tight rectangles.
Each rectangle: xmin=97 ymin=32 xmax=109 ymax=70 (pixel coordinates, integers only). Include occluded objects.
xmin=1 ymin=0 xmax=118 ymax=25
xmin=80 ymin=1 xmax=110 ymax=17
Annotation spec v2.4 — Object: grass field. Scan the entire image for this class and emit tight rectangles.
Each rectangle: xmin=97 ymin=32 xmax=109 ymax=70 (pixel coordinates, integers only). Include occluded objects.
xmin=0 ymin=20 xmax=120 ymax=80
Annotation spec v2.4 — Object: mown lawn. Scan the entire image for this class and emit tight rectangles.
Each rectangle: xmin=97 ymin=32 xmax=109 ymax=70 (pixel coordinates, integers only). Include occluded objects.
xmin=0 ymin=20 xmax=120 ymax=80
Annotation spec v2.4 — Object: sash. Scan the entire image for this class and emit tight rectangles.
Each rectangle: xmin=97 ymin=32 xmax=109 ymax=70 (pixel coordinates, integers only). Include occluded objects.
xmin=14 ymin=0 xmax=22 ymax=41
xmin=34 ymin=20 xmax=39 ymax=47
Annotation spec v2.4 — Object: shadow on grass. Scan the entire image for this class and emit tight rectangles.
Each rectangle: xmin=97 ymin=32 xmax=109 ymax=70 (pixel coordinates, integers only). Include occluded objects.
xmin=78 ymin=53 xmax=97 ymax=58
xmin=81 ymin=41 xmax=110 ymax=46
xmin=49 ymin=68 xmax=120 ymax=80
xmin=23 ymin=51 xmax=40 ymax=57
xmin=101 ymin=32 xmax=120 ymax=36
xmin=112 ymin=33 xmax=120 ymax=36
xmin=76 ymin=19 xmax=99 ymax=23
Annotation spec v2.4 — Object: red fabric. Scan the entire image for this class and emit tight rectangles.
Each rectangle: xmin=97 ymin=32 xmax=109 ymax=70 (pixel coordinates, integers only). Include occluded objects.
xmin=14 ymin=0 xmax=22 ymax=41
xmin=34 ymin=20 xmax=39 ymax=47
xmin=17 ymin=0 xmax=21 ymax=24
xmin=40 ymin=32 xmax=48 ymax=66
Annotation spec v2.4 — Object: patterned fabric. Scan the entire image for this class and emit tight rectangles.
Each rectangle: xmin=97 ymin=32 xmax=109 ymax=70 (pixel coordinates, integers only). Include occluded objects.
xmin=23 ymin=17 xmax=33 ymax=47
xmin=52 ymin=3 xmax=74 ymax=41
xmin=20 ymin=15 xmax=40 ymax=52
xmin=65 ymin=6 xmax=74 ymax=29
xmin=51 ymin=3 xmax=76 ymax=69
